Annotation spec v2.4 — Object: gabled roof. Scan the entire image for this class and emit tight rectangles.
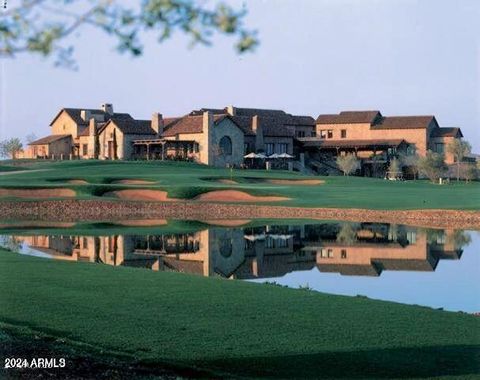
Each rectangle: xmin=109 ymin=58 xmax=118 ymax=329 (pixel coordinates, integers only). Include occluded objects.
xmin=316 ymin=111 xmax=382 ymax=125
xmin=300 ymin=138 xmax=406 ymax=149
xmin=49 ymin=108 xmax=133 ymax=126
xmin=373 ymin=116 xmax=436 ymax=130
xmin=28 ymin=134 xmax=71 ymax=145
xmin=107 ymin=118 xmax=156 ymax=135
xmin=162 ymin=114 xmax=238 ymax=137
xmin=430 ymin=127 xmax=463 ymax=138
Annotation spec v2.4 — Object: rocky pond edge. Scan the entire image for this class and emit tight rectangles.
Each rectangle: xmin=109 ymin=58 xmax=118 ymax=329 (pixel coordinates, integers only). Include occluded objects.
xmin=1 ymin=200 xmax=480 ymax=229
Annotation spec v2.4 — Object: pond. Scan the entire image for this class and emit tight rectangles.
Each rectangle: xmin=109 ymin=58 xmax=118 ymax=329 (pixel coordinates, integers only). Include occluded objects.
xmin=1 ymin=220 xmax=478 ymax=312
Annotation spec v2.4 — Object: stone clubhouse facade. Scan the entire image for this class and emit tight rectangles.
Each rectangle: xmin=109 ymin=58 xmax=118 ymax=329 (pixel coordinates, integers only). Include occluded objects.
xmin=24 ymin=103 xmax=464 ymax=176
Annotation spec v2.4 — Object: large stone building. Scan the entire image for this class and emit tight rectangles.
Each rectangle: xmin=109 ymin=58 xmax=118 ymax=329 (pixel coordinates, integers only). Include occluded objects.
xmin=25 ymin=104 xmax=466 ymax=176
xmin=299 ymin=110 xmax=463 ymax=176
xmin=25 ymin=104 xmax=315 ymax=168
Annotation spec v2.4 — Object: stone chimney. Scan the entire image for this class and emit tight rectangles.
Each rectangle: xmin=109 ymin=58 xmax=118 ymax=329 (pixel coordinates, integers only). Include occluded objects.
xmin=89 ymin=118 xmax=97 ymax=136
xmin=101 ymin=103 xmax=114 ymax=115
xmin=151 ymin=112 xmax=164 ymax=136
xmin=80 ymin=110 xmax=91 ymax=122
xmin=226 ymin=105 xmax=236 ymax=116
xmin=252 ymin=115 xmax=264 ymax=152
xmin=202 ymin=111 xmax=214 ymax=165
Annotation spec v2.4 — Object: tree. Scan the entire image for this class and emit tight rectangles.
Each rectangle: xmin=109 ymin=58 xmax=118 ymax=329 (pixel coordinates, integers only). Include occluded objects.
xmin=387 ymin=158 xmax=401 ymax=179
xmin=399 ymin=152 xmax=420 ymax=179
xmin=460 ymin=163 xmax=478 ymax=183
xmin=417 ymin=151 xmax=447 ymax=183
xmin=1 ymin=0 xmax=258 ymax=68
xmin=336 ymin=154 xmax=360 ymax=176
xmin=0 ymin=138 xmax=23 ymax=159
xmin=446 ymin=139 xmax=471 ymax=182
xmin=25 ymin=133 xmax=37 ymax=144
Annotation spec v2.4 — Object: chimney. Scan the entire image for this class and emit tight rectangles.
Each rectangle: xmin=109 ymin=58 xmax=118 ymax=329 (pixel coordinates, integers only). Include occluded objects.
xmin=226 ymin=105 xmax=236 ymax=116
xmin=203 ymin=110 xmax=213 ymax=133
xmin=80 ymin=110 xmax=91 ymax=122
xmin=252 ymin=115 xmax=264 ymax=152
xmin=151 ymin=112 xmax=164 ymax=136
xmin=89 ymin=118 xmax=97 ymax=136
xmin=101 ymin=103 xmax=114 ymax=115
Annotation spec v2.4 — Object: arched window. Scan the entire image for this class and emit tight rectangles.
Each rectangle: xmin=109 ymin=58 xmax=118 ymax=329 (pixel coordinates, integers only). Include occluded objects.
xmin=219 ymin=136 xmax=232 ymax=156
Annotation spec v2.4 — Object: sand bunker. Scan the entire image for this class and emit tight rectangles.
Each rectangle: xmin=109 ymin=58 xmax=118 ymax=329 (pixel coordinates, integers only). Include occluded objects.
xmin=116 ymin=219 xmax=168 ymax=226
xmin=268 ymin=179 xmax=324 ymax=185
xmin=195 ymin=190 xmax=289 ymax=203
xmin=67 ymin=179 xmax=88 ymax=185
xmin=104 ymin=189 xmax=178 ymax=202
xmin=113 ymin=179 xmax=156 ymax=185
xmin=0 ymin=188 xmax=76 ymax=199
xmin=204 ymin=219 xmax=252 ymax=227
xmin=217 ymin=179 xmax=238 ymax=185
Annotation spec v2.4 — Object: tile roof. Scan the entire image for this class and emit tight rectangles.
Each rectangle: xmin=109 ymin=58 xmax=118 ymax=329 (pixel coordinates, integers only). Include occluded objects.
xmin=162 ymin=115 xmax=233 ymax=137
xmin=28 ymin=134 xmax=71 ymax=145
xmin=373 ymin=116 xmax=435 ymax=130
xmin=50 ymin=108 xmax=133 ymax=126
xmin=316 ymin=111 xmax=382 ymax=125
xmin=108 ymin=118 xmax=157 ymax=135
xmin=430 ymin=127 xmax=463 ymax=138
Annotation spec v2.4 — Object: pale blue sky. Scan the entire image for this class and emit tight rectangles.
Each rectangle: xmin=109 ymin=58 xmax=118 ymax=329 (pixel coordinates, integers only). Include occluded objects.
xmin=1 ymin=0 xmax=479 ymax=151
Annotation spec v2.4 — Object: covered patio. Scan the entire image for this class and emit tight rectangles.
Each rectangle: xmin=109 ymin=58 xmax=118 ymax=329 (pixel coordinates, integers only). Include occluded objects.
xmin=132 ymin=138 xmax=199 ymax=161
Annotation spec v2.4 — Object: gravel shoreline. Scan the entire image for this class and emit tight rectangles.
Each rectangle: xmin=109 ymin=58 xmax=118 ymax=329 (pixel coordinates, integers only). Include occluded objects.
xmin=1 ymin=200 xmax=479 ymax=229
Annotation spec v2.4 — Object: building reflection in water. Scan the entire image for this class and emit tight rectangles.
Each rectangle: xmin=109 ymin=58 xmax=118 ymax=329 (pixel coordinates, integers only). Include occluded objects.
xmin=10 ymin=223 xmax=470 ymax=279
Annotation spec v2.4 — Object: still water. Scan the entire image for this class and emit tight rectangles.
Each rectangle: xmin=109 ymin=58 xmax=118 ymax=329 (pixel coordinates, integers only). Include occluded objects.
xmin=1 ymin=220 xmax=478 ymax=312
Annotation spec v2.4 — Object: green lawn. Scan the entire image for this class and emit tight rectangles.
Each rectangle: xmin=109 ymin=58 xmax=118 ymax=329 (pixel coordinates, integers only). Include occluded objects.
xmin=0 ymin=160 xmax=479 ymax=209
xmin=0 ymin=249 xmax=479 ymax=379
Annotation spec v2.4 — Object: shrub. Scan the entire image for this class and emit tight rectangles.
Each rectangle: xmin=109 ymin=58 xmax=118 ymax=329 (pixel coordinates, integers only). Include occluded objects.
xmin=336 ymin=154 xmax=360 ymax=176
xmin=418 ymin=151 xmax=447 ymax=183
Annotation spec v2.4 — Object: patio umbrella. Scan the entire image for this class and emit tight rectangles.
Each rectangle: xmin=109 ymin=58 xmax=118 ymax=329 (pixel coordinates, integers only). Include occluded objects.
xmin=244 ymin=152 xmax=258 ymax=159
xmin=256 ymin=153 xmax=267 ymax=159
xmin=277 ymin=153 xmax=294 ymax=159
xmin=268 ymin=153 xmax=281 ymax=159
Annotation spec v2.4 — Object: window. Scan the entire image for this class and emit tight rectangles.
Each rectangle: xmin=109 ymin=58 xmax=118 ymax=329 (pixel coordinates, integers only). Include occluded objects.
xmin=277 ymin=143 xmax=288 ymax=154
xmin=341 ymin=249 xmax=347 ymax=259
xmin=265 ymin=143 xmax=274 ymax=155
xmin=341 ymin=129 xmax=347 ymax=138
xmin=311 ymin=131 xmax=316 ymax=137
xmin=406 ymin=144 xmax=416 ymax=155
xmin=320 ymin=130 xmax=333 ymax=139
xmin=219 ymin=136 xmax=232 ymax=155
xmin=435 ymin=143 xmax=445 ymax=154
xmin=82 ymin=237 xmax=88 ymax=249
xmin=296 ymin=131 xmax=306 ymax=138
xmin=244 ymin=143 xmax=251 ymax=154
xmin=82 ymin=144 xmax=88 ymax=156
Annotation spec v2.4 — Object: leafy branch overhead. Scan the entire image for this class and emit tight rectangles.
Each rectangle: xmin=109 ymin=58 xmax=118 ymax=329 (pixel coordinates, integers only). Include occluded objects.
xmin=0 ymin=0 xmax=258 ymax=67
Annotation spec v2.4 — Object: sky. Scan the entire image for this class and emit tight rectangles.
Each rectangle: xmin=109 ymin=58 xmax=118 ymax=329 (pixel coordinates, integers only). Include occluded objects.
xmin=1 ymin=0 xmax=479 ymax=151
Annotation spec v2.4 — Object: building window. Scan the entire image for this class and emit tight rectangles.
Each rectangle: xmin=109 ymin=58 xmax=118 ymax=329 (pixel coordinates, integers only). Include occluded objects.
xmin=406 ymin=144 xmax=416 ymax=155
xmin=296 ymin=131 xmax=305 ymax=138
xmin=82 ymin=144 xmax=88 ymax=156
xmin=341 ymin=249 xmax=347 ymax=259
xmin=219 ymin=136 xmax=232 ymax=155
xmin=341 ymin=129 xmax=347 ymax=138
xmin=277 ymin=143 xmax=288 ymax=154
xmin=320 ymin=130 xmax=333 ymax=139
xmin=82 ymin=237 xmax=88 ymax=249
xmin=244 ymin=143 xmax=252 ymax=154
xmin=435 ymin=143 xmax=445 ymax=154
xmin=311 ymin=131 xmax=316 ymax=137
xmin=265 ymin=143 xmax=274 ymax=155
xmin=194 ymin=143 xmax=199 ymax=153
